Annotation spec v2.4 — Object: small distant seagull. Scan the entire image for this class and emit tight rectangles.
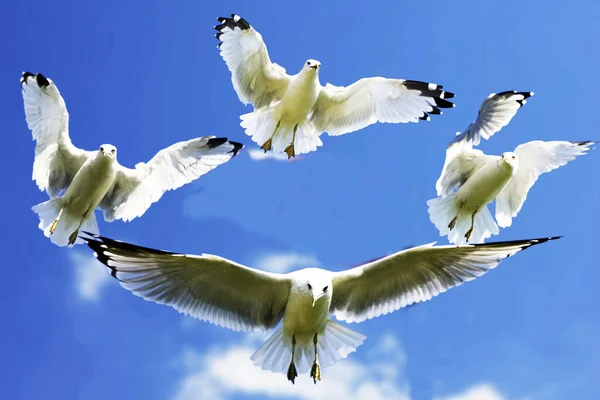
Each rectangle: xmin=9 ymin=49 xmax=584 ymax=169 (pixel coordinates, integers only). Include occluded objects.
xmin=215 ymin=14 xmax=455 ymax=158
xmin=83 ymin=232 xmax=558 ymax=384
xmin=427 ymin=91 xmax=595 ymax=244
xmin=21 ymin=72 xmax=243 ymax=246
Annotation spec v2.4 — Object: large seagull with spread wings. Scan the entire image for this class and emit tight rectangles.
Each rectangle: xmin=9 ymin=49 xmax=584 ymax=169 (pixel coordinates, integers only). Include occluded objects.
xmin=215 ymin=14 xmax=455 ymax=158
xmin=83 ymin=232 xmax=557 ymax=384
xmin=21 ymin=72 xmax=243 ymax=247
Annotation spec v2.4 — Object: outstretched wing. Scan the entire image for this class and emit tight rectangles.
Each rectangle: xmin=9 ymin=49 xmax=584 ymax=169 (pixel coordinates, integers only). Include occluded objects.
xmin=495 ymin=141 xmax=595 ymax=227
xmin=215 ymin=14 xmax=291 ymax=109
xmin=99 ymin=137 xmax=243 ymax=222
xmin=21 ymin=72 xmax=92 ymax=197
xmin=311 ymin=78 xmax=455 ymax=136
xmin=435 ymin=140 xmax=496 ymax=197
xmin=453 ymin=91 xmax=534 ymax=146
xmin=83 ymin=234 xmax=292 ymax=333
xmin=330 ymin=237 xmax=559 ymax=323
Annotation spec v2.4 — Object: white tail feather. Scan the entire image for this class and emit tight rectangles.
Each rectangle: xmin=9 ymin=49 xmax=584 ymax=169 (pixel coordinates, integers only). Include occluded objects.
xmin=250 ymin=320 xmax=366 ymax=375
xmin=240 ymin=109 xmax=323 ymax=156
xmin=427 ymin=193 xmax=499 ymax=245
xmin=32 ymin=199 xmax=99 ymax=247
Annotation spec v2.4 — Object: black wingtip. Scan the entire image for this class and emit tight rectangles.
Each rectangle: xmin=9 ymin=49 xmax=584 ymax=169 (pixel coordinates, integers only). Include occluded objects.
xmin=36 ymin=73 xmax=50 ymax=87
xmin=571 ymin=140 xmax=597 ymax=147
xmin=206 ymin=137 xmax=229 ymax=148
xmin=215 ymin=14 xmax=251 ymax=37
xmin=229 ymin=141 xmax=244 ymax=156
xmin=21 ymin=71 xmax=35 ymax=85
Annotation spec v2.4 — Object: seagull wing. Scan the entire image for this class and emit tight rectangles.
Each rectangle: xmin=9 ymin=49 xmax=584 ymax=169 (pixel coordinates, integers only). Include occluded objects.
xmin=330 ymin=238 xmax=559 ymax=323
xmin=215 ymin=14 xmax=291 ymax=109
xmin=83 ymin=234 xmax=292 ymax=333
xmin=310 ymin=78 xmax=454 ymax=136
xmin=99 ymin=137 xmax=243 ymax=222
xmin=435 ymin=141 xmax=496 ymax=197
xmin=495 ymin=140 xmax=595 ymax=227
xmin=21 ymin=72 xmax=92 ymax=198
xmin=453 ymin=91 xmax=533 ymax=146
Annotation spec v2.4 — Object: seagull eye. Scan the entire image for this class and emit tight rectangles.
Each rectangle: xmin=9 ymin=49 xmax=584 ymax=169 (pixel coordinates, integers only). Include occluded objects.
xmin=307 ymin=283 xmax=312 ymax=290
xmin=512 ymin=155 xmax=516 ymax=159
xmin=323 ymin=286 xmax=328 ymax=292
xmin=100 ymin=146 xmax=104 ymax=152
xmin=111 ymin=148 xmax=116 ymax=154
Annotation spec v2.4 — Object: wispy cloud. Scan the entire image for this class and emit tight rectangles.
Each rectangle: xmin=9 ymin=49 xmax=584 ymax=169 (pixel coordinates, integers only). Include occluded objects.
xmin=172 ymin=331 xmax=409 ymax=400
xmin=68 ymin=251 xmax=110 ymax=302
xmin=434 ymin=383 xmax=506 ymax=400
xmin=255 ymin=252 xmax=320 ymax=273
xmin=247 ymin=149 xmax=291 ymax=162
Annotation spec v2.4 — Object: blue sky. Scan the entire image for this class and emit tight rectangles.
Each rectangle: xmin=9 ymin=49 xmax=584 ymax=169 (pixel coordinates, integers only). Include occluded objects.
xmin=2 ymin=0 xmax=600 ymax=399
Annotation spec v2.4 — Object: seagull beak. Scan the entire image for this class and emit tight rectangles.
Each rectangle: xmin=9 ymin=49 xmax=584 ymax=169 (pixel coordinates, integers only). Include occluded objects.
xmin=310 ymin=65 xmax=318 ymax=70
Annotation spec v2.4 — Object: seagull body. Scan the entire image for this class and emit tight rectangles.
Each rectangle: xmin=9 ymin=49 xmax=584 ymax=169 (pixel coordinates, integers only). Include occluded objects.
xmin=21 ymin=72 xmax=243 ymax=246
xmin=215 ymin=14 xmax=455 ymax=158
xmin=83 ymin=233 xmax=558 ymax=384
xmin=427 ymin=91 xmax=594 ymax=244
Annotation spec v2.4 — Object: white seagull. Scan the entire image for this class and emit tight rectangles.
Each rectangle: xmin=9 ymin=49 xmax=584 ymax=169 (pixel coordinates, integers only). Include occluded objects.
xmin=83 ymin=232 xmax=558 ymax=384
xmin=22 ymin=72 xmax=243 ymax=247
xmin=215 ymin=14 xmax=455 ymax=158
xmin=427 ymin=91 xmax=595 ymax=245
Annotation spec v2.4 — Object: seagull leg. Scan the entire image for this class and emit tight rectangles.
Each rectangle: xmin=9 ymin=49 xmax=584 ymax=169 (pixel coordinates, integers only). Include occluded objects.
xmin=68 ymin=215 xmax=86 ymax=246
xmin=287 ymin=335 xmax=298 ymax=384
xmin=48 ymin=208 xmax=64 ymax=235
xmin=448 ymin=215 xmax=458 ymax=230
xmin=464 ymin=212 xmax=476 ymax=242
xmin=261 ymin=120 xmax=281 ymax=152
xmin=310 ymin=332 xmax=321 ymax=384
xmin=283 ymin=124 xmax=298 ymax=159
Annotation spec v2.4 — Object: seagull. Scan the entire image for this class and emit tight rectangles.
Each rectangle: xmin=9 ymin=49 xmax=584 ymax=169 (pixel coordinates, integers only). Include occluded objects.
xmin=427 ymin=91 xmax=595 ymax=245
xmin=82 ymin=232 xmax=558 ymax=384
xmin=215 ymin=14 xmax=455 ymax=158
xmin=21 ymin=72 xmax=243 ymax=247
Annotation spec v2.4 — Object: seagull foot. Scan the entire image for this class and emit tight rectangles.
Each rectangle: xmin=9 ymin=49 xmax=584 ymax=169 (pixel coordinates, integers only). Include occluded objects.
xmin=260 ymin=138 xmax=273 ymax=153
xmin=284 ymin=144 xmax=295 ymax=159
xmin=287 ymin=361 xmax=298 ymax=384
xmin=310 ymin=360 xmax=321 ymax=384
xmin=464 ymin=226 xmax=474 ymax=242
xmin=68 ymin=230 xmax=79 ymax=246
xmin=448 ymin=216 xmax=457 ymax=230
xmin=49 ymin=218 xmax=60 ymax=235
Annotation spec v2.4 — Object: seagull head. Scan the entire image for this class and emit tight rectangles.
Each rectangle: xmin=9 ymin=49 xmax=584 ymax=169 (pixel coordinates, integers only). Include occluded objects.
xmin=304 ymin=59 xmax=321 ymax=72
xmin=99 ymin=144 xmax=117 ymax=160
xmin=306 ymin=279 xmax=330 ymax=307
xmin=500 ymin=151 xmax=518 ymax=168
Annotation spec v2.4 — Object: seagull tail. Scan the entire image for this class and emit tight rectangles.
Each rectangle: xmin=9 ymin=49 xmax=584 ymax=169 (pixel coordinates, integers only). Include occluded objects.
xmin=427 ymin=193 xmax=499 ymax=245
xmin=250 ymin=321 xmax=366 ymax=375
xmin=32 ymin=199 xmax=99 ymax=247
xmin=240 ymin=109 xmax=323 ymax=156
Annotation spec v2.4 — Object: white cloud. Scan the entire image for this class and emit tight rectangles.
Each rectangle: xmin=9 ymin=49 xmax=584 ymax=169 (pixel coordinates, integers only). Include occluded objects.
xmin=68 ymin=251 xmax=111 ymax=302
xmin=255 ymin=252 xmax=320 ymax=273
xmin=172 ymin=332 xmax=410 ymax=400
xmin=434 ymin=383 xmax=506 ymax=400
xmin=247 ymin=149 xmax=290 ymax=162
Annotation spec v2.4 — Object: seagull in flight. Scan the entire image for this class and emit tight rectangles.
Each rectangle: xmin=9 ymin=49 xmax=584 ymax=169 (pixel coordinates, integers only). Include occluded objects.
xmin=21 ymin=72 xmax=243 ymax=246
xmin=83 ymin=232 xmax=558 ymax=384
xmin=427 ymin=91 xmax=595 ymax=244
xmin=215 ymin=14 xmax=455 ymax=158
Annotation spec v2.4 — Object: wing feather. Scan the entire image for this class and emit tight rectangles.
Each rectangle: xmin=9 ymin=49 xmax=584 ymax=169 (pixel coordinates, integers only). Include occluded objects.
xmin=83 ymin=234 xmax=291 ymax=333
xmin=21 ymin=72 xmax=91 ymax=197
xmin=311 ymin=78 xmax=455 ymax=136
xmin=99 ymin=137 xmax=243 ymax=222
xmin=495 ymin=140 xmax=595 ymax=227
xmin=215 ymin=14 xmax=291 ymax=108
xmin=330 ymin=238 xmax=559 ymax=323
xmin=453 ymin=91 xmax=534 ymax=146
